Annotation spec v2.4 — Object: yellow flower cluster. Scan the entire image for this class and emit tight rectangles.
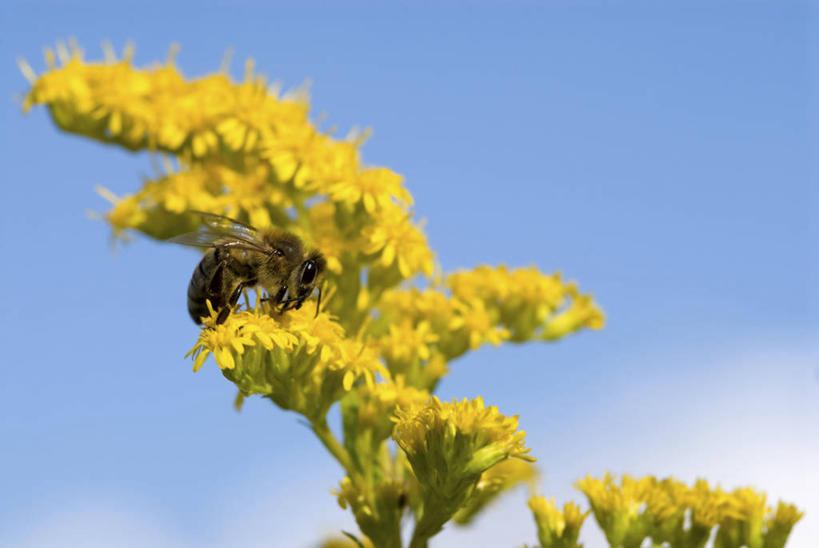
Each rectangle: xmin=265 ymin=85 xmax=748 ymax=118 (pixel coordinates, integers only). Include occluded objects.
xmin=334 ymin=475 xmax=406 ymax=548
xmin=392 ymin=397 xmax=534 ymax=546
xmin=187 ymin=298 xmax=385 ymax=420
xmin=371 ymin=266 xmax=603 ymax=390
xmin=343 ymin=376 xmax=429 ymax=450
xmin=448 ymin=266 xmax=605 ymax=342
xmin=575 ymin=474 xmax=803 ymax=548
xmin=21 ymin=41 xmax=433 ymax=332
xmin=22 ymin=41 xmax=307 ymax=162
xmin=99 ymin=162 xmax=291 ymax=240
xmin=527 ymin=496 xmax=588 ymax=548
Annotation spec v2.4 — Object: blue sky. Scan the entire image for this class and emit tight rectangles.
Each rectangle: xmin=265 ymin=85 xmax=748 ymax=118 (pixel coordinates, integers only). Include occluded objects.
xmin=1 ymin=2 xmax=816 ymax=547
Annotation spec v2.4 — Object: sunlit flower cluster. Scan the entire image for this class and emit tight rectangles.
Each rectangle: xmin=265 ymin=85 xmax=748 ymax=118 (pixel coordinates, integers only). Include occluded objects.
xmin=187 ymin=298 xmax=385 ymax=419
xmin=447 ymin=265 xmax=605 ymax=342
xmin=392 ymin=396 xmax=534 ymax=545
xmin=576 ymin=474 xmax=803 ymax=548
xmin=527 ymin=496 xmax=589 ymax=548
xmin=371 ymin=267 xmax=602 ymax=390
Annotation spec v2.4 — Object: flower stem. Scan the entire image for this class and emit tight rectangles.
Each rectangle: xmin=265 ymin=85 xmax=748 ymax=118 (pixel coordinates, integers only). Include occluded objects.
xmin=408 ymin=496 xmax=450 ymax=548
xmin=311 ymin=416 xmax=355 ymax=475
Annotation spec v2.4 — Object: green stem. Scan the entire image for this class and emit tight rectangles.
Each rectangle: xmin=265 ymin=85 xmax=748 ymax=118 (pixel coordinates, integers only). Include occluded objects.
xmin=409 ymin=495 xmax=451 ymax=548
xmin=311 ymin=416 xmax=355 ymax=476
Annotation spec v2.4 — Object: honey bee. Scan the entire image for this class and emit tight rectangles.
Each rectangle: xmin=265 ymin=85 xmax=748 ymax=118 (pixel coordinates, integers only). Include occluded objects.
xmin=170 ymin=211 xmax=326 ymax=325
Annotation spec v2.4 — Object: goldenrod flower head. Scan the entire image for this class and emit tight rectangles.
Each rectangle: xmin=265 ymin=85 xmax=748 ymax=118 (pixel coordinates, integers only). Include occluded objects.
xmin=187 ymin=299 xmax=384 ymax=418
xmin=99 ymin=162 xmax=291 ymax=240
xmin=527 ymin=496 xmax=588 ymax=548
xmin=393 ymin=396 xmax=533 ymax=505
xmin=638 ymin=477 xmax=689 ymax=544
xmin=187 ymin=300 xmax=299 ymax=374
xmin=764 ymin=501 xmax=805 ymax=548
xmin=377 ymin=287 xmax=457 ymax=326
xmin=23 ymin=43 xmax=311 ymax=163
xmin=304 ymin=201 xmax=352 ymax=275
xmin=24 ymin=45 xmax=428 ymax=281
xmin=328 ymin=166 xmax=412 ymax=213
xmin=574 ymin=475 xmax=804 ymax=548
xmin=715 ymin=486 xmax=770 ymax=548
xmin=447 ymin=266 xmax=604 ymax=342
xmin=102 ymin=192 xmax=148 ymax=236
xmin=377 ymin=321 xmax=439 ymax=373
xmin=687 ymin=479 xmax=739 ymax=529
xmin=362 ymin=205 xmax=435 ymax=279
xmin=354 ymin=376 xmax=429 ymax=431
xmin=449 ymin=298 xmax=510 ymax=351
xmin=454 ymin=459 xmax=538 ymax=525
xmin=334 ymin=476 xmax=405 ymax=548
xmin=574 ymin=474 xmax=653 ymax=548
xmin=375 ymin=288 xmax=506 ymax=367
xmin=540 ymin=287 xmax=605 ymax=341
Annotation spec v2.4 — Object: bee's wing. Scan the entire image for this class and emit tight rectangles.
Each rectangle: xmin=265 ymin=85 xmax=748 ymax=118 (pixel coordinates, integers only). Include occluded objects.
xmin=190 ymin=211 xmax=259 ymax=240
xmin=168 ymin=231 xmax=273 ymax=255
xmin=181 ymin=211 xmax=278 ymax=253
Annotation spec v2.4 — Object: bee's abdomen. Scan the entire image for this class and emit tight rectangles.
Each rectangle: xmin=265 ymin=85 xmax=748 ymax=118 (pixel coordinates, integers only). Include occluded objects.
xmin=187 ymin=250 xmax=224 ymax=324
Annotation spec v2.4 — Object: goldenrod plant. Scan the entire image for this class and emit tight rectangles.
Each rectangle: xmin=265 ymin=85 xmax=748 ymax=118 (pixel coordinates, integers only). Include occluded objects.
xmin=574 ymin=475 xmax=804 ymax=548
xmin=19 ymin=41 xmax=802 ymax=548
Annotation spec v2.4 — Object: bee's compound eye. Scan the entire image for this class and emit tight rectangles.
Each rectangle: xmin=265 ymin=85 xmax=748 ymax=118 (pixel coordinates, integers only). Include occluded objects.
xmin=300 ymin=260 xmax=317 ymax=285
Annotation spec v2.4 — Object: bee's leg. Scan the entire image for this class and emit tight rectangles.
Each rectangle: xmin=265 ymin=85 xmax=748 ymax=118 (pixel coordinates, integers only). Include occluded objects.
xmin=261 ymin=286 xmax=286 ymax=304
xmin=216 ymin=282 xmax=245 ymax=325
xmin=274 ymin=286 xmax=288 ymax=305
xmin=314 ymin=285 xmax=323 ymax=318
xmin=276 ymin=294 xmax=303 ymax=313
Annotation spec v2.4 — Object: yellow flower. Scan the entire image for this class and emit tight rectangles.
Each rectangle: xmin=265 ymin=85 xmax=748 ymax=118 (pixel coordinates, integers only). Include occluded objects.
xmin=303 ymin=201 xmax=352 ymax=275
xmin=334 ymin=476 xmax=405 ymax=548
xmin=687 ymin=479 xmax=739 ymax=530
xmin=527 ymin=496 xmax=588 ymax=548
xmin=449 ymin=298 xmax=510 ymax=351
xmin=328 ymin=166 xmax=412 ymax=213
xmin=393 ymin=396 xmax=533 ymax=545
xmin=99 ymin=162 xmax=291 ymax=240
xmin=23 ymin=43 xmax=313 ymax=165
xmin=377 ymin=288 xmax=458 ymax=327
xmin=374 ymin=289 xmax=508 ymax=365
xmin=362 ymin=205 xmax=435 ymax=279
xmin=715 ymin=487 xmax=769 ymax=548
xmin=186 ymin=300 xmax=298 ymax=373
xmin=541 ymin=286 xmax=605 ymax=341
xmin=393 ymin=396 xmax=532 ymax=496
xmin=574 ymin=475 xmax=804 ymax=548
xmin=574 ymin=474 xmax=653 ymax=548
xmin=186 ymin=298 xmax=384 ymax=419
xmin=764 ymin=501 xmax=804 ymax=548
xmin=377 ymin=321 xmax=439 ymax=370
xmin=447 ymin=266 xmax=604 ymax=342
xmin=353 ymin=376 xmax=429 ymax=433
